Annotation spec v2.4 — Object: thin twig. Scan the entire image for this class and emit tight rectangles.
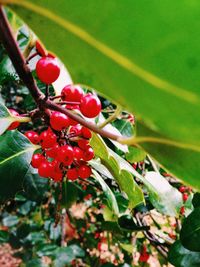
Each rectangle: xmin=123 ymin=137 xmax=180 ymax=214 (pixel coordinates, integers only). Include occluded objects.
xmin=98 ymin=106 xmax=122 ymax=129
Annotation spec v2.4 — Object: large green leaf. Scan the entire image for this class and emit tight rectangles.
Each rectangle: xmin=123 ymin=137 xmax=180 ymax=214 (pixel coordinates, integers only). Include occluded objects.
xmin=180 ymin=207 xmax=200 ymax=252
xmin=168 ymin=241 xmax=200 ymax=267
xmin=90 ymin=134 xmax=144 ymax=209
xmin=2 ymin=0 xmax=200 ymax=187
xmin=0 ymin=130 xmax=38 ymax=202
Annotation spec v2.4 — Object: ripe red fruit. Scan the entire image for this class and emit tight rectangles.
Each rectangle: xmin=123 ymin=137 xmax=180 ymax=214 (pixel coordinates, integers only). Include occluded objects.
xmin=179 ymin=186 xmax=186 ymax=193
xmin=51 ymin=170 xmax=63 ymax=182
xmin=50 ymin=111 xmax=70 ymax=131
xmin=81 ymin=127 xmax=92 ymax=139
xmin=78 ymin=165 xmax=92 ymax=179
xmin=78 ymin=139 xmax=89 ymax=150
xmin=31 ymin=153 xmax=45 ymax=168
xmin=80 ymin=93 xmax=101 ymax=118
xmin=61 ymin=84 xmax=84 ymax=102
xmin=38 ymin=161 xmax=53 ymax=178
xmin=7 ymin=109 xmax=20 ymax=130
xmin=46 ymin=143 xmax=60 ymax=158
xmin=69 ymin=125 xmax=82 ymax=136
xmin=84 ymin=194 xmax=92 ymax=200
xmin=68 ymin=117 xmax=78 ymax=126
xmin=25 ymin=131 xmax=39 ymax=144
xmin=139 ymin=253 xmax=149 ymax=263
xmin=183 ymin=193 xmax=189 ymax=202
xmin=40 ymin=129 xmax=57 ymax=149
xmin=180 ymin=206 xmax=185 ymax=215
xmin=56 ymin=145 xmax=74 ymax=166
xmin=83 ymin=147 xmax=94 ymax=161
xmin=73 ymin=147 xmax=83 ymax=161
xmin=67 ymin=168 xmax=78 ymax=181
xmin=36 ymin=56 xmax=60 ymax=84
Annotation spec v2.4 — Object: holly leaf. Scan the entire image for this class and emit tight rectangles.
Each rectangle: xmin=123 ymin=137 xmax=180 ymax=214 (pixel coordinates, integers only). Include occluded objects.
xmin=90 ymin=134 xmax=144 ymax=209
xmin=180 ymin=207 xmax=200 ymax=252
xmin=5 ymin=0 xmax=200 ymax=189
xmin=0 ymin=130 xmax=39 ymax=202
xmin=168 ymin=240 xmax=200 ymax=267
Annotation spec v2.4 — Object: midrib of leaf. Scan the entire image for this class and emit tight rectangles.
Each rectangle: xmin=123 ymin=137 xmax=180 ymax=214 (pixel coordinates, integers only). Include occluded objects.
xmin=0 ymin=147 xmax=35 ymax=165
xmin=2 ymin=0 xmax=200 ymax=105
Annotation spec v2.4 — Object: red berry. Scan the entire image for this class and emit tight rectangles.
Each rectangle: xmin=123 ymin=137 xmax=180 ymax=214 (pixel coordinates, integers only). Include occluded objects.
xmin=81 ymin=127 xmax=92 ymax=139
xmin=36 ymin=56 xmax=60 ymax=84
xmin=139 ymin=253 xmax=149 ymax=263
xmin=67 ymin=168 xmax=78 ymax=181
xmin=180 ymin=206 xmax=185 ymax=215
xmin=51 ymin=170 xmax=63 ymax=182
xmin=73 ymin=147 xmax=83 ymax=161
xmin=83 ymin=147 xmax=94 ymax=161
xmin=78 ymin=165 xmax=92 ymax=179
xmin=78 ymin=139 xmax=89 ymax=150
xmin=40 ymin=129 xmax=57 ymax=149
xmin=25 ymin=131 xmax=39 ymax=144
xmin=179 ymin=186 xmax=186 ymax=193
xmin=80 ymin=94 xmax=101 ymax=118
xmin=68 ymin=117 xmax=78 ymax=126
xmin=7 ymin=109 xmax=20 ymax=130
xmin=36 ymin=40 xmax=47 ymax=57
xmin=31 ymin=153 xmax=45 ymax=168
xmin=65 ymin=104 xmax=79 ymax=110
xmin=46 ymin=143 xmax=59 ymax=158
xmin=50 ymin=111 xmax=70 ymax=131
xmin=183 ymin=193 xmax=189 ymax=202
xmin=61 ymin=84 xmax=83 ymax=102
xmin=84 ymin=194 xmax=92 ymax=200
xmin=56 ymin=145 xmax=74 ymax=166
xmin=69 ymin=125 xmax=82 ymax=136
xmin=38 ymin=161 xmax=53 ymax=178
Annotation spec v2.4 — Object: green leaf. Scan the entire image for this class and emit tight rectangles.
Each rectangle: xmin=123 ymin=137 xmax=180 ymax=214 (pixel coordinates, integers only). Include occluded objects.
xmin=118 ymin=215 xmax=149 ymax=231
xmin=192 ymin=193 xmax=200 ymax=208
xmin=23 ymin=167 xmax=49 ymax=202
xmin=25 ymin=259 xmax=48 ymax=267
xmin=3 ymin=215 xmax=19 ymax=227
xmin=91 ymin=134 xmax=144 ymax=209
xmin=112 ymin=119 xmax=134 ymax=138
xmin=125 ymin=146 xmax=146 ymax=163
xmin=180 ymin=207 xmax=200 ymax=252
xmin=36 ymin=243 xmax=58 ymax=257
xmin=0 ymin=230 xmax=9 ymax=243
xmin=6 ymin=0 xmax=200 ymax=188
xmin=92 ymin=170 xmax=119 ymax=217
xmin=145 ymin=171 xmax=183 ymax=217
xmin=168 ymin=240 xmax=200 ymax=267
xmin=0 ymin=131 xmax=38 ymax=202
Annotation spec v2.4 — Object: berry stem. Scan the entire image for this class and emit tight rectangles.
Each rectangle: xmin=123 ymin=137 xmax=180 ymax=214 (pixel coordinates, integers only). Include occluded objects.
xmin=98 ymin=106 xmax=122 ymax=129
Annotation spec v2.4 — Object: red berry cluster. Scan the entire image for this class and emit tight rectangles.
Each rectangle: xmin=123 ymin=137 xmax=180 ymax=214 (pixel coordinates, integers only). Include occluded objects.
xmin=179 ymin=186 xmax=192 ymax=216
xmin=27 ymin=121 xmax=94 ymax=182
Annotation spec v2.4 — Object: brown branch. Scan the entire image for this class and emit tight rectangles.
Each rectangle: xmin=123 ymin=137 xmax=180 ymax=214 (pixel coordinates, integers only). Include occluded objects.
xmin=0 ymin=5 xmax=123 ymax=142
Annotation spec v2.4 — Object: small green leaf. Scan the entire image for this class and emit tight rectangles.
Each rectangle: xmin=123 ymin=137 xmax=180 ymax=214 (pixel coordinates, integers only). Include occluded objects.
xmin=192 ymin=193 xmax=200 ymax=208
xmin=90 ymin=134 xmax=144 ymax=209
xmin=36 ymin=244 xmax=58 ymax=257
xmin=125 ymin=146 xmax=146 ymax=163
xmin=3 ymin=215 xmax=19 ymax=227
xmin=92 ymin=170 xmax=119 ymax=217
xmin=0 ymin=230 xmax=9 ymax=243
xmin=180 ymin=207 xmax=200 ymax=252
xmin=0 ymin=131 xmax=38 ymax=202
xmin=168 ymin=240 xmax=200 ymax=267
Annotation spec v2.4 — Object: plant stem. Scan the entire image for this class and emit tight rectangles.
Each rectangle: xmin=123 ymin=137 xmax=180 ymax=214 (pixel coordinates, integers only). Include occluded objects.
xmin=98 ymin=106 xmax=122 ymax=128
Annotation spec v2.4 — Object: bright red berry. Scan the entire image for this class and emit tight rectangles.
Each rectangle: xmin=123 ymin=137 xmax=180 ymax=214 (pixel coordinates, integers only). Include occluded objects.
xmin=38 ymin=161 xmax=54 ymax=178
xmin=69 ymin=125 xmax=82 ymax=136
xmin=179 ymin=186 xmax=186 ymax=193
xmin=7 ymin=109 xmax=20 ymax=130
xmin=180 ymin=206 xmax=185 ymax=215
xmin=81 ymin=127 xmax=92 ymax=139
xmin=61 ymin=84 xmax=84 ymax=102
xmin=56 ymin=145 xmax=74 ymax=166
xmin=83 ymin=147 xmax=94 ymax=161
xmin=68 ymin=117 xmax=78 ymax=126
xmin=80 ymin=94 xmax=101 ymax=118
xmin=183 ymin=193 xmax=189 ymax=202
xmin=78 ymin=165 xmax=92 ymax=179
xmin=31 ymin=153 xmax=45 ymax=168
xmin=50 ymin=111 xmax=70 ymax=131
xmin=84 ymin=194 xmax=92 ymax=200
xmin=36 ymin=56 xmax=60 ymax=84
xmin=40 ymin=129 xmax=57 ymax=149
xmin=78 ymin=139 xmax=89 ymax=150
xmin=46 ymin=143 xmax=59 ymax=158
xmin=25 ymin=131 xmax=39 ymax=144
xmin=67 ymin=168 xmax=78 ymax=181
xmin=73 ymin=147 xmax=83 ymax=161
xmin=51 ymin=170 xmax=63 ymax=182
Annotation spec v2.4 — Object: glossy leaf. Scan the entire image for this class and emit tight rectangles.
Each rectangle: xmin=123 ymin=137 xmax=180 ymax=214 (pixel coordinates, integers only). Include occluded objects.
xmin=0 ymin=130 xmax=38 ymax=202
xmin=168 ymin=240 xmax=200 ymax=267
xmin=145 ymin=171 xmax=183 ymax=217
xmin=92 ymin=170 xmax=119 ymax=217
xmin=4 ymin=0 xmax=200 ymax=188
xmin=90 ymin=134 xmax=144 ymax=209
xmin=118 ymin=215 xmax=149 ymax=231
xmin=180 ymin=207 xmax=200 ymax=252
xmin=125 ymin=146 xmax=146 ymax=163
xmin=192 ymin=193 xmax=200 ymax=208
